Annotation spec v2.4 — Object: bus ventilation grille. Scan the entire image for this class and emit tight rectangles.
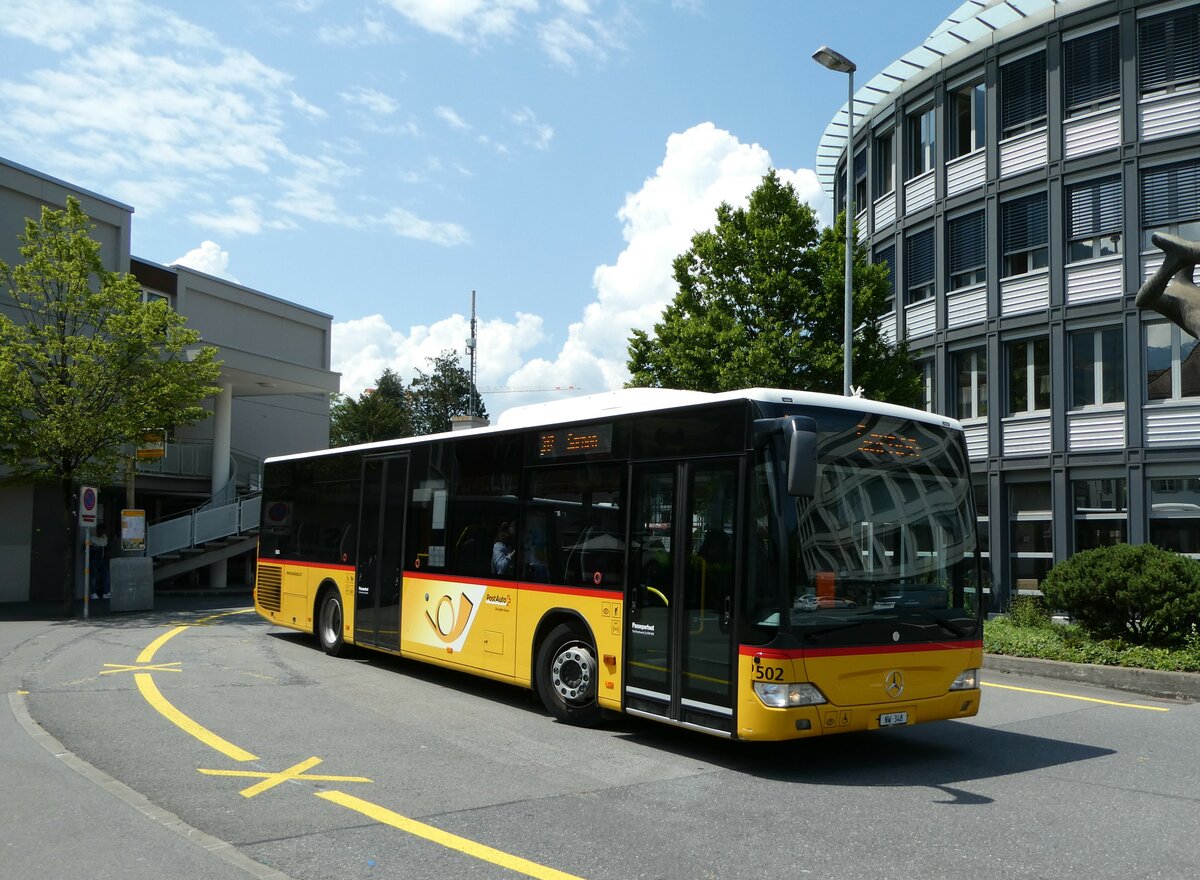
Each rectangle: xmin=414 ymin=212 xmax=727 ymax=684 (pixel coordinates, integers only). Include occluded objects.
xmin=256 ymin=565 xmax=282 ymax=612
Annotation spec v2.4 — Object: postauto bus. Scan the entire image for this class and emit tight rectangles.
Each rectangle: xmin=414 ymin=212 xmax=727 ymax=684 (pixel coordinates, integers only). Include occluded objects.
xmin=254 ymin=388 xmax=982 ymax=741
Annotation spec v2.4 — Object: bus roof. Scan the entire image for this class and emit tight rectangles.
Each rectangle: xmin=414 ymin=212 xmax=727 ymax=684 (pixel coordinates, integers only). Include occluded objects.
xmin=267 ymin=387 xmax=962 ymax=464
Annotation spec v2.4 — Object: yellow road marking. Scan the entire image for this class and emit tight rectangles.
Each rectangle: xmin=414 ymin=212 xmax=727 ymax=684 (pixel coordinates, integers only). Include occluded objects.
xmin=136 ymin=609 xmax=254 ymax=663
xmin=101 ymin=661 xmax=182 ymax=675
xmin=137 ymin=626 xmax=190 ymax=664
xmin=983 ymin=680 xmax=1170 ymax=711
xmin=135 ymin=673 xmax=258 ymax=761
xmin=199 ymin=756 xmax=371 ymax=798
xmin=317 ymin=791 xmax=586 ymax=880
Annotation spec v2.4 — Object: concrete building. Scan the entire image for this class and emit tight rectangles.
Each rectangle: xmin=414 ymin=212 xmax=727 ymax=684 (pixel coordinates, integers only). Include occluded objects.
xmin=0 ymin=156 xmax=339 ymax=604
xmin=816 ymin=0 xmax=1200 ymax=609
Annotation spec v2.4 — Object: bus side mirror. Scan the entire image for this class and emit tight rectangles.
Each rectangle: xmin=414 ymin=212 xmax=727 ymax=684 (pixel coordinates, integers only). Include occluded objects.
xmin=787 ymin=418 xmax=817 ymax=497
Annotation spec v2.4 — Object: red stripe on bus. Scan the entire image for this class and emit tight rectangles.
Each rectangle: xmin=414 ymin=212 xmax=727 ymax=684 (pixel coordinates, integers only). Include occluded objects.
xmin=738 ymin=640 xmax=982 ymax=659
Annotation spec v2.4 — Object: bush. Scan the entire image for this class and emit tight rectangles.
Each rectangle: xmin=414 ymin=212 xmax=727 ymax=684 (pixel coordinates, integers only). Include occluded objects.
xmin=1041 ymin=543 xmax=1200 ymax=646
xmin=1007 ymin=594 xmax=1050 ymax=628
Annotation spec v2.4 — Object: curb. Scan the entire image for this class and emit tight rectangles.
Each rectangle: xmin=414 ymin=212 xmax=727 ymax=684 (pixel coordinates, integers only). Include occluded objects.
xmin=8 ymin=692 xmax=293 ymax=880
xmin=984 ymin=653 xmax=1200 ymax=701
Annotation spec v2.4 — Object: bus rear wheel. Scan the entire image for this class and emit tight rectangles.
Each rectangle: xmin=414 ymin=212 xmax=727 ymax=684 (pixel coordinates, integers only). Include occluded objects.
xmin=317 ymin=589 xmax=345 ymax=656
xmin=536 ymin=623 xmax=601 ymax=726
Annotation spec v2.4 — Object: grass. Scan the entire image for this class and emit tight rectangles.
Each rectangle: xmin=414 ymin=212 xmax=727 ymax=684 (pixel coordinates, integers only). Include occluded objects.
xmin=984 ymin=615 xmax=1200 ymax=674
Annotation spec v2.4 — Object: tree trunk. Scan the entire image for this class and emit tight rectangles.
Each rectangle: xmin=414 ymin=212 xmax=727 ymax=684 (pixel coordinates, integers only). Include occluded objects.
xmin=61 ymin=477 xmax=76 ymax=618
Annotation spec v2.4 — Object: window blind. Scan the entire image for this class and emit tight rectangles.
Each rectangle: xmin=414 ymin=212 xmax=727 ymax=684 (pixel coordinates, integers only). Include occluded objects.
xmin=1069 ymin=177 xmax=1123 ymax=239
xmin=906 ymin=228 xmax=935 ymax=287
xmin=1142 ymin=159 xmax=1200 ymax=226
xmin=1065 ymin=28 xmax=1119 ymax=108
xmin=1001 ymin=51 xmax=1046 ymax=130
xmin=949 ymin=211 xmax=986 ymax=273
xmin=1139 ymin=8 xmax=1200 ymax=91
xmin=1002 ymin=192 xmax=1048 ymax=253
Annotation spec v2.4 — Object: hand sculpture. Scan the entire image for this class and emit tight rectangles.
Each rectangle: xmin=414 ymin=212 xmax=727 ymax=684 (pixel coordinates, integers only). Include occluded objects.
xmin=1136 ymin=232 xmax=1200 ymax=341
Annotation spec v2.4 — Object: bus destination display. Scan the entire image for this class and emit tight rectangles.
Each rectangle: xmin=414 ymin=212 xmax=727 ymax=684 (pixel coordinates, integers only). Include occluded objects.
xmin=537 ymin=423 xmax=613 ymax=459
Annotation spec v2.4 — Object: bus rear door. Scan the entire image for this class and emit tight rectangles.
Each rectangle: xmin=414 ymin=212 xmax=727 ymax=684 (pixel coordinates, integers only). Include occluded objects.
xmin=626 ymin=459 xmax=740 ymax=735
xmin=355 ymin=453 xmax=409 ymax=651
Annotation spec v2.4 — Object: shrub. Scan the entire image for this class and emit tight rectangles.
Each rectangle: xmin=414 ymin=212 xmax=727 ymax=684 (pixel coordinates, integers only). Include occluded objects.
xmin=1007 ymin=594 xmax=1050 ymax=628
xmin=1041 ymin=543 xmax=1200 ymax=646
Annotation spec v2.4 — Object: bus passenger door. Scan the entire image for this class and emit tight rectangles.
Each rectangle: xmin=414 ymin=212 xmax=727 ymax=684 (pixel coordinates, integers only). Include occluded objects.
xmin=626 ymin=459 xmax=739 ymax=735
xmin=355 ymin=454 xmax=409 ymax=651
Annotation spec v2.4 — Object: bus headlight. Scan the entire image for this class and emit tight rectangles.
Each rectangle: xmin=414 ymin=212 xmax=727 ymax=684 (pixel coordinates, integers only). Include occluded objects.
xmin=949 ymin=668 xmax=979 ymax=690
xmin=753 ymin=681 xmax=827 ymax=708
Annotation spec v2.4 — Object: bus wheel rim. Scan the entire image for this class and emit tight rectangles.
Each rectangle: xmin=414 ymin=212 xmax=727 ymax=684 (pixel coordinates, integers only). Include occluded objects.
xmin=551 ymin=644 xmax=596 ymax=704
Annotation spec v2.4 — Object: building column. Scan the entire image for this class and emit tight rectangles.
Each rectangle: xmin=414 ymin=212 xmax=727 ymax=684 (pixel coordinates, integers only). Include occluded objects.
xmin=209 ymin=382 xmax=233 ymax=590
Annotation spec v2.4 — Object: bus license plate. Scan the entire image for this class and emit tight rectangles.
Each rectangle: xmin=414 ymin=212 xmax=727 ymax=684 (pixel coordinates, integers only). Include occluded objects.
xmin=879 ymin=711 xmax=908 ymax=727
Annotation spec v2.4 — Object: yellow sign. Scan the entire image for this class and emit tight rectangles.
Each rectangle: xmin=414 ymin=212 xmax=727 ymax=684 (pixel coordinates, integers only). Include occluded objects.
xmin=136 ymin=430 xmax=166 ymax=460
xmin=122 ymin=509 xmax=146 ymax=551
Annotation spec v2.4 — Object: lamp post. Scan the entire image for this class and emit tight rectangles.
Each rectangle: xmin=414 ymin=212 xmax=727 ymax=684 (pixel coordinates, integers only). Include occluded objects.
xmin=813 ymin=45 xmax=857 ymax=397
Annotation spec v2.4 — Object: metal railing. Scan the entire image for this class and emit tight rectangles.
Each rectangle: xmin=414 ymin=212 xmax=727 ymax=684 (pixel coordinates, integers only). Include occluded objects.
xmin=147 ymin=494 xmax=261 ymax=558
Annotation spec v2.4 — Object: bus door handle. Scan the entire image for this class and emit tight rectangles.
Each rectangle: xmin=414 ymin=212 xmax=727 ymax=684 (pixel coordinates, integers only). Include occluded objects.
xmin=721 ymin=595 xmax=731 ymax=631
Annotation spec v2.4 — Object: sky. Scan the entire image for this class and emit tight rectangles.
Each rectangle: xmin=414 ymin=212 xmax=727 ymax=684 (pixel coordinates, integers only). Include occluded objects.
xmin=0 ymin=0 xmax=946 ymax=417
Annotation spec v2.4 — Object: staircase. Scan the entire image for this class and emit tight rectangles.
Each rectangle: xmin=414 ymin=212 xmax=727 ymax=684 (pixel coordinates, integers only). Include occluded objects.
xmin=146 ymin=494 xmax=261 ymax=583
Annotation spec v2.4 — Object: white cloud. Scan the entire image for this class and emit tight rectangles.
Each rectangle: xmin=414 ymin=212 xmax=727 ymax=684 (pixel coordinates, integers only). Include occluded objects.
xmin=510 ymin=106 xmax=553 ymax=151
xmin=381 ymin=0 xmax=538 ymax=42
xmin=172 ymin=240 xmax=238 ymax=281
xmin=375 ymin=207 xmax=471 ymax=246
xmin=332 ymin=310 xmax=546 ymax=398
xmin=340 ymin=86 xmax=399 ymax=116
xmin=188 ymin=195 xmax=264 ymax=235
xmin=331 ymin=123 xmax=831 ymax=414
xmin=435 ymin=105 xmax=472 ymax=130
xmin=317 ymin=15 xmax=396 ymax=46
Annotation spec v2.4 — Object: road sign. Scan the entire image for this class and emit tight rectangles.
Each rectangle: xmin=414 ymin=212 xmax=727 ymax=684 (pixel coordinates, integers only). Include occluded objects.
xmin=79 ymin=486 xmax=98 ymax=528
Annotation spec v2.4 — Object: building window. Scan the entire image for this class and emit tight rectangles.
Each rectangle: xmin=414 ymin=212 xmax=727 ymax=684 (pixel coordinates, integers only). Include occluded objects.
xmin=1138 ymin=7 xmax=1200 ymax=96
xmin=1064 ymin=27 xmax=1120 ymax=114
xmin=1070 ymin=327 xmax=1125 ymax=408
xmin=1141 ymin=158 xmax=1200 ymax=251
xmin=1149 ymin=477 xmax=1200 ymax=558
xmin=916 ymin=358 xmax=936 ymax=412
xmin=949 ymin=80 xmax=986 ymax=159
xmin=853 ymin=148 xmax=867 ymax=213
xmin=1067 ymin=176 xmax=1123 ymax=263
xmin=1007 ymin=337 xmax=1050 ymax=414
xmin=1000 ymin=51 xmax=1046 ymax=138
xmin=1002 ymin=191 xmax=1049 ymax=277
xmin=954 ymin=347 xmax=988 ymax=420
xmin=905 ymin=227 xmax=935 ymax=303
xmin=972 ymin=475 xmax=991 ymax=595
xmin=874 ymin=130 xmax=894 ymax=196
xmin=1073 ymin=478 xmax=1127 ymax=551
xmin=948 ymin=210 xmax=986 ymax=289
xmin=906 ymin=105 xmax=936 ymax=179
xmin=1010 ymin=482 xmax=1052 ymax=590
xmin=1145 ymin=321 xmax=1200 ymax=401
xmin=874 ymin=243 xmax=896 ymax=315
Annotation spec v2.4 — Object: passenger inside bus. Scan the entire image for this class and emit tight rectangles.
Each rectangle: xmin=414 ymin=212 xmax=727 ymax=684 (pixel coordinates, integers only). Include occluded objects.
xmin=492 ymin=521 xmax=516 ymax=575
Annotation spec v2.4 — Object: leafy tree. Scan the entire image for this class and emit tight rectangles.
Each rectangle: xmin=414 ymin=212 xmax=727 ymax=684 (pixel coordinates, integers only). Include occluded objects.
xmin=409 ymin=349 xmax=487 ymax=436
xmin=627 ymin=170 xmax=921 ymax=404
xmin=329 ymin=367 xmax=412 ymax=447
xmin=0 ymin=197 xmax=222 ymax=614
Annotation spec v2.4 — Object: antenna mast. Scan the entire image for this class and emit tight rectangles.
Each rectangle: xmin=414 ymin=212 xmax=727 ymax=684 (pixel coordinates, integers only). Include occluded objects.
xmin=467 ymin=290 xmax=478 ymax=416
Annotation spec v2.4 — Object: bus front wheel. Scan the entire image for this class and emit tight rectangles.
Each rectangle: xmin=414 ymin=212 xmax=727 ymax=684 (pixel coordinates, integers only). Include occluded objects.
xmin=317 ymin=589 xmax=345 ymax=657
xmin=536 ymin=623 xmax=601 ymax=726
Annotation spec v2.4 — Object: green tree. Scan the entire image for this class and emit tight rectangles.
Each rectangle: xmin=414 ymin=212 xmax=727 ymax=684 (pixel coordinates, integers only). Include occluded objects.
xmin=626 ymin=170 xmax=921 ymax=404
xmin=409 ymin=349 xmax=487 ymax=436
xmin=329 ymin=367 xmax=412 ymax=447
xmin=0 ymin=197 xmax=222 ymax=614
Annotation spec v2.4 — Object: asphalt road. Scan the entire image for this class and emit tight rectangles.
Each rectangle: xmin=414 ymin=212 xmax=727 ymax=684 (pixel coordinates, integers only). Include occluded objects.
xmin=12 ymin=601 xmax=1200 ymax=880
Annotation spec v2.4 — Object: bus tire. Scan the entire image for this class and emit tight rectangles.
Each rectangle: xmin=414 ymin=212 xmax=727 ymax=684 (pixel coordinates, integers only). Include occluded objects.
xmin=317 ymin=588 xmax=345 ymax=657
xmin=536 ymin=623 xmax=601 ymax=726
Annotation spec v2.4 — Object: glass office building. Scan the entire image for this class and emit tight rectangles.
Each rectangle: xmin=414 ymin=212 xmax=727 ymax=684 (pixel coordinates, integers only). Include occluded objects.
xmin=817 ymin=0 xmax=1200 ymax=608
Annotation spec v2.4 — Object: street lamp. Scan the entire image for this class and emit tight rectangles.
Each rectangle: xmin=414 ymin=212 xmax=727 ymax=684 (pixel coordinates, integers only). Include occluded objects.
xmin=813 ymin=45 xmax=857 ymax=397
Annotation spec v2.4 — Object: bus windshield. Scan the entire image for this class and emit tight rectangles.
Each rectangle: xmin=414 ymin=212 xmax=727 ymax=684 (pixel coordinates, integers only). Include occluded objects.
xmin=749 ymin=407 xmax=981 ymax=646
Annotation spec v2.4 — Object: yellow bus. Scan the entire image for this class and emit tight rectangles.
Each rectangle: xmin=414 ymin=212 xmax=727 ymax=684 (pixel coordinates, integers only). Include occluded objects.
xmin=254 ymin=388 xmax=982 ymax=741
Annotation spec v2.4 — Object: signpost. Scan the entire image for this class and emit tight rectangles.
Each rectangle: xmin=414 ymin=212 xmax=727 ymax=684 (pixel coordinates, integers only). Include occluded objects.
xmin=79 ymin=486 xmax=98 ymax=619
